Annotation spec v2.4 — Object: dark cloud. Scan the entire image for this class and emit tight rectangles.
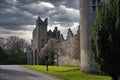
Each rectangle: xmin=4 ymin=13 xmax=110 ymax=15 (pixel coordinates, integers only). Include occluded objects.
xmin=47 ymin=5 xmax=79 ymax=27
xmin=19 ymin=1 xmax=55 ymax=16
xmin=0 ymin=3 xmax=35 ymax=30
xmin=0 ymin=0 xmax=79 ymax=41
xmin=17 ymin=0 xmax=40 ymax=4
xmin=17 ymin=0 xmax=79 ymax=9
xmin=40 ymin=0 xmax=79 ymax=9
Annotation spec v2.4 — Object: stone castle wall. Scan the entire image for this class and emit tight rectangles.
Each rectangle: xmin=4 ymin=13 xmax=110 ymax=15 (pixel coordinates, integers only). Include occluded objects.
xmin=31 ymin=16 xmax=80 ymax=66
xmin=57 ymin=28 xmax=80 ymax=66
xmin=31 ymin=16 xmax=60 ymax=65
xmin=37 ymin=27 xmax=80 ymax=66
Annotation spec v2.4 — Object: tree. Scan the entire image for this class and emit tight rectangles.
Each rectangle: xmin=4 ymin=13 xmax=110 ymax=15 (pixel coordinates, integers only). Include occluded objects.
xmin=0 ymin=46 xmax=8 ymax=64
xmin=0 ymin=36 xmax=29 ymax=64
xmin=5 ymin=36 xmax=29 ymax=53
xmin=40 ymin=39 xmax=58 ymax=65
xmin=0 ymin=37 xmax=6 ymax=48
xmin=40 ymin=39 xmax=59 ymax=71
xmin=90 ymin=0 xmax=120 ymax=80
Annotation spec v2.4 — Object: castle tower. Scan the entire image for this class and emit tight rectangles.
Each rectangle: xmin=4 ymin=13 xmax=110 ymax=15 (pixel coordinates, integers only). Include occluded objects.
xmin=79 ymin=0 xmax=107 ymax=73
xmin=32 ymin=16 xmax=48 ymax=65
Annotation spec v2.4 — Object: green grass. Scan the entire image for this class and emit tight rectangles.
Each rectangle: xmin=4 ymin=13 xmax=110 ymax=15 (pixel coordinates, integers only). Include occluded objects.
xmin=25 ymin=65 xmax=111 ymax=80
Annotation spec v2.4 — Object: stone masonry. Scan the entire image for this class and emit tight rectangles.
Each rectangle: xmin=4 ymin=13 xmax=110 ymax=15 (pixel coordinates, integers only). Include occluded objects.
xmin=31 ymin=16 xmax=60 ymax=65
xmin=58 ymin=27 xmax=80 ymax=66
xmin=30 ymin=16 xmax=80 ymax=66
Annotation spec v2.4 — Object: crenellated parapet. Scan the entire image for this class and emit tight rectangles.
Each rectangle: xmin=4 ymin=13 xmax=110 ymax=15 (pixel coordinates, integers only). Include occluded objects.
xmin=47 ymin=27 xmax=61 ymax=40
xmin=59 ymin=34 xmax=64 ymax=41
xmin=31 ymin=16 xmax=80 ymax=66
xmin=57 ymin=26 xmax=80 ymax=66
xmin=36 ymin=16 xmax=48 ymax=27
xmin=67 ymin=28 xmax=73 ymax=40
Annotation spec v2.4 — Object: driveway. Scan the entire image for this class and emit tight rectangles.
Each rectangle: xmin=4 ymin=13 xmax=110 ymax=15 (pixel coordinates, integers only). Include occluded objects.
xmin=0 ymin=65 xmax=64 ymax=80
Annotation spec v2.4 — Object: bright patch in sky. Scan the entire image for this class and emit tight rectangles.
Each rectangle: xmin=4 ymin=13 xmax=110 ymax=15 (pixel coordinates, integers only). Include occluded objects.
xmin=39 ymin=2 xmax=55 ymax=8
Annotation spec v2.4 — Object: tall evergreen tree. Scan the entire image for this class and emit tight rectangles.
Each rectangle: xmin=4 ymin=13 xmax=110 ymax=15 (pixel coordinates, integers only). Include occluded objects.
xmin=90 ymin=0 xmax=120 ymax=80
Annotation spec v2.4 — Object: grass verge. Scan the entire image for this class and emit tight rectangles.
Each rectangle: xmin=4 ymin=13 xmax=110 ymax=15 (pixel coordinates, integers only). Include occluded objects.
xmin=25 ymin=65 xmax=111 ymax=80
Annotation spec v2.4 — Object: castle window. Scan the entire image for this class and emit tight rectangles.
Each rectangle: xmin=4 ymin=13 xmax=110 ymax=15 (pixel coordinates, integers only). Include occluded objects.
xmin=92 ymin=0 xmax=96 ymax=5
xmin=92 ymin=6 xmax=96 ymax=11
xmin=97 ymin=0 xmax=101 ymax=4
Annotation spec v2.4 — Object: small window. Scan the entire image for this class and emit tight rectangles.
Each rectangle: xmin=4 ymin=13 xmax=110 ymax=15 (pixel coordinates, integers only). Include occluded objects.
xmin=97 ymin=0 xmax=101 ymax=4
xmin=92 ymin=0 xmax=96 ymax=5
xmin=92 ymin=6 xmax=96 ymax=11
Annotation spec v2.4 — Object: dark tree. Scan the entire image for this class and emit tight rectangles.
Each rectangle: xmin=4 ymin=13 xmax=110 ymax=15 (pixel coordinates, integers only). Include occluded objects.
xmin=0 ymin=46 xmax=7 ymax=64
xmin=0 ymin=36 xmax=29 ymax=64
xmin=90 ymin=0 xmax=120 ymax=80
xmin=5 ymin=36 xmax=29 ymax=53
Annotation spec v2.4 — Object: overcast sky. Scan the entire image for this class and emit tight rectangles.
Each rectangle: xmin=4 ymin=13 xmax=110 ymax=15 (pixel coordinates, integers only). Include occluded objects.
xmin=0 ymin=0 xmax=80 ymax=43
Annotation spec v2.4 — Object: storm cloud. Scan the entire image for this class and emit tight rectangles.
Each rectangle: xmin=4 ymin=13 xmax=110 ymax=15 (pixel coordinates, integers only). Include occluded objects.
xmin=0 ymin=0 xmax=79 ymax=42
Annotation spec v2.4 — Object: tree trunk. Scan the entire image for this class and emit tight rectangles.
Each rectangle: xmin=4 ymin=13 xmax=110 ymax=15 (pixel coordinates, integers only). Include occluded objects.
xmin=118 ymin=76 xmax=120 ymax=80
xmin=56 ymin=55 xmax=58 ymax=66
xmin=111 ymin=75 xmax=120 ymax=80
xmin=46 ymin=61 xmax=48 ymax=71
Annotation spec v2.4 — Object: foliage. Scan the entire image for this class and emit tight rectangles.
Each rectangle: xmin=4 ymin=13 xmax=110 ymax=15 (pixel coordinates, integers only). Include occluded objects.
xmin=0 ymin=47 xmax=27 ymax=64
xmin=40 ymin=38 xmax=58 ymax=65
xmin=91 ymin=0 xmax=120 ymax=79
xmin=25 ymin=65 xmax=110 ymax=80
xmin=40 ymin=38 xmax=58 ymax=56
xmin=0 ymin=46 xmax=8 ymax=64
xmin=6 ymin=52 xmax=27 ymax=64
xmin=5 ymin=36 xmax=29 ymax=52
xmin=0 ymin=36 xmax=28 ymax=64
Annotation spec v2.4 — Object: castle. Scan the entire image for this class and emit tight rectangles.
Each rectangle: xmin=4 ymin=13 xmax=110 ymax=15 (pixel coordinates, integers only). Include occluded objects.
xmin=58 ymin=27 xmax=80 ymax=66
xmin=28 ymin=0 xmax=109 ymax=73
xmin=31 ymin=16 xmax=61 ymax=65
xmin=30 ymin=16 xmax=80 ymax=66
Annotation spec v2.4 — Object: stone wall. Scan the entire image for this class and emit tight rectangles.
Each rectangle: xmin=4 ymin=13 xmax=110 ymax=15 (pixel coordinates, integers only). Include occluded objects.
xmin=31 ymin=16 xmax=80 ymax=66
xmin=31 ymin=17 xmax=61 ymax=65
xmin=57 ymin=28 xmax=80 ymax=66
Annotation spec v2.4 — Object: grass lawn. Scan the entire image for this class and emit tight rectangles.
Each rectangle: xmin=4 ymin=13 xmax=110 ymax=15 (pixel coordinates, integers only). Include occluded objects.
xmin=25 ymin=65 xmax=111 ymax=80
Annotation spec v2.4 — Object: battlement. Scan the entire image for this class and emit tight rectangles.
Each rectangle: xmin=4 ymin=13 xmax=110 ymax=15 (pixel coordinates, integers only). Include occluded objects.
xmin=47 ymin=27 xmax=60 ymax=39
xmin=33 ymin=16 xmax=48 ymax=38
xmin=36 ymin=16 xmax=48 ymax=27
xmin=67 ymin=28 xmax=73 ymax=39
xmin=31 ymin=16 xmax=80 ymax=65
